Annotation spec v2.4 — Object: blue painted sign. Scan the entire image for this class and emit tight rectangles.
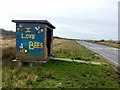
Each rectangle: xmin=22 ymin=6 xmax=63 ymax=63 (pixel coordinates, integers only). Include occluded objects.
xmin=16 ymin=23 xmax=44 ymax=57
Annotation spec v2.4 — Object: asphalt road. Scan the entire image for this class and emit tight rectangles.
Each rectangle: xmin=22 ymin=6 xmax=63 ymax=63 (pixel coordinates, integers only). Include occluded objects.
xmin=77 ymin=41 xmax=119 ymax=66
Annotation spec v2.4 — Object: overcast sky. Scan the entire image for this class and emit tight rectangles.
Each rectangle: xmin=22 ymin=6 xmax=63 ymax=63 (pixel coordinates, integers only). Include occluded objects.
xmin=0 ymin=0 xmax=119 ymax=40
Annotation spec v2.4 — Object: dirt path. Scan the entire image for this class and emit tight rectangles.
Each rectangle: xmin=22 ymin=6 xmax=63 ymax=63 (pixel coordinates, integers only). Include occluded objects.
xmin=49 ymin=57 xmax=107 ymax=65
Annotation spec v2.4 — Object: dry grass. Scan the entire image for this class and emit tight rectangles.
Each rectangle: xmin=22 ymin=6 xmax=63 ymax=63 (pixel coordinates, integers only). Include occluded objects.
xmin=0 ymin=38 xmax=16 ymax=48
xmin=86 ymin=40 xmax=120 ymax=49
xmin=1 ymin=37 xmax=108 ymax=62
xmin=53 ymin=38 xmax=75 ymax=52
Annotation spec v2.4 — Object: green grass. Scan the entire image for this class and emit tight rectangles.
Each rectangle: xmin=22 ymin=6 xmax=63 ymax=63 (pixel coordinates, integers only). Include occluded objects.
xmin=2 ymin=59 xmax=119 ymax=88
xmin=2 ymin=39 xmax=120 ymax=88
xmin=52 ymin=39 xmax=107 ymax=63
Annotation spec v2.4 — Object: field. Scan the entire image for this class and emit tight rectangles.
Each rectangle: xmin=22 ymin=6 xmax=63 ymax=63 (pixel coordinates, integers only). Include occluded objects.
xmin=86 ymin=40 xmax=120 ymax=49
xmin=2 ymin=38 xmax=120 ymax=88
xmin=0 ymin=37 xmax=15 ymax=48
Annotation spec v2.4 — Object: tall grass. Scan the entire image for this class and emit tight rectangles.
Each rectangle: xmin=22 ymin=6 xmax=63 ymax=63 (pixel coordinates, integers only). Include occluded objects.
xmin=2 ymin=47 xmax=16 ymax=60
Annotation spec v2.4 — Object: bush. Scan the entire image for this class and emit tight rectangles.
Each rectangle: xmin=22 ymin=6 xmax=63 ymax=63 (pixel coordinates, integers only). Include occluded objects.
xmin=117 ymin=41 xmax=120 ymax=44
xmin=2 ymin=47 xmax=16 ymax=60
xmin=100 ymin=39 xmax=105 ymax=42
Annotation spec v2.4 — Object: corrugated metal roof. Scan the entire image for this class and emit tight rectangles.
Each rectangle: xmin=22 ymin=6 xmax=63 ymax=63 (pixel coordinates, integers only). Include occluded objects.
xmin=12 ymin=20 xmax=55 ymax=29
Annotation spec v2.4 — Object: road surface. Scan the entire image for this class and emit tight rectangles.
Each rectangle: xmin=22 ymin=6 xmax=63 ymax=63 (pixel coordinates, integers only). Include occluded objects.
xmin=77 ymin=41 xmax=119 ymax=66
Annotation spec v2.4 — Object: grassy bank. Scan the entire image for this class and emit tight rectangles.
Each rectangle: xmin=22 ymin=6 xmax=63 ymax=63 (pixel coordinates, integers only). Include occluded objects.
xmin=86 ymin=40 xmax=120 ymax=49
xmin=2 ymin=38 xmax=120 ymax=88
xmin=52 ymin=38 xmax=107 ymax=63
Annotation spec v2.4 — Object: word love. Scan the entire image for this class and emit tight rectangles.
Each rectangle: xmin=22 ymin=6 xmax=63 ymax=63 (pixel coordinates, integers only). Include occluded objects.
xmin=21 ymin=33 xmax=35 ymax=39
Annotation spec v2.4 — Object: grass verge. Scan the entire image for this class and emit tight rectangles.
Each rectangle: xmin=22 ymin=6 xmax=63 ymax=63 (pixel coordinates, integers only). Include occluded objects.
xmin=2 ymin=59 xmax=119 ymax=88
xmin=2 ymin=38 xmax=120 ymax=88
xmin=86 ymin=40 xmax=120 ymax=49
xmin=52 ymin=38 xmax=107 ymax=63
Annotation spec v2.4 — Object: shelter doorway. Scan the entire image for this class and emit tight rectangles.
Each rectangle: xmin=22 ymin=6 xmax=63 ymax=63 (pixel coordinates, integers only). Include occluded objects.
xmin=46 ymin=28 xmax=53 ymax=56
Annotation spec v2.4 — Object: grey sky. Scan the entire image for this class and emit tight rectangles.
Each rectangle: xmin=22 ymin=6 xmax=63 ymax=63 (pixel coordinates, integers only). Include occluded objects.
xmin=0 ymin=0 xmax=119 ymax=40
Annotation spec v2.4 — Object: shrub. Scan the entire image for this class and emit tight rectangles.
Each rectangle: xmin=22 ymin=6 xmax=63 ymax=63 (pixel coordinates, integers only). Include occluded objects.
xmin=100 ymin=39 xmax=105 ymax=42
xmin=2 ymin=47 xmax=16 ymax=60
